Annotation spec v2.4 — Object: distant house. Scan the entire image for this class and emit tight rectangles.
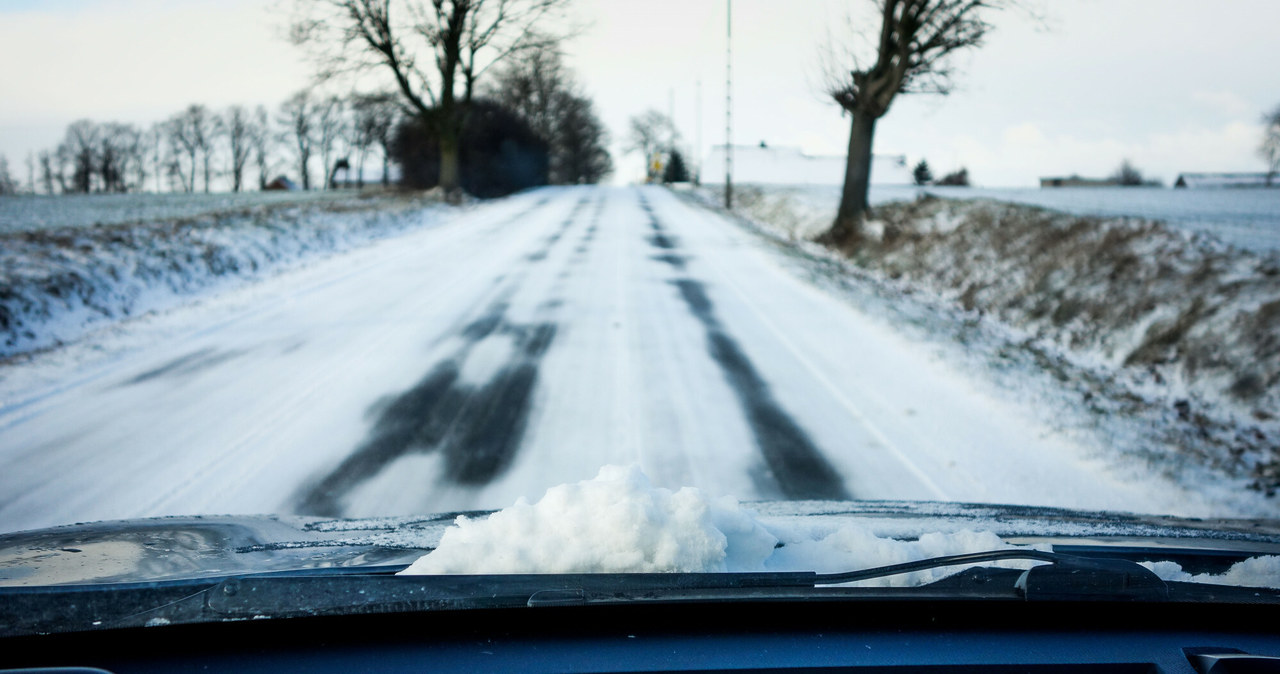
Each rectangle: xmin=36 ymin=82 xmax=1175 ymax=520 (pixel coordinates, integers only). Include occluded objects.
xmin=1039 ymin=176 xmax=1118 ymax=188
xmin=330 ymin=165 xmax=402 ymax=189
xmin=703 ymin=144 xmax=912 ymax=185
xmin=1173 ymin=172 xmax=1275 ymax=189
xmin=264 ymin=175 xmax=299 ymax=191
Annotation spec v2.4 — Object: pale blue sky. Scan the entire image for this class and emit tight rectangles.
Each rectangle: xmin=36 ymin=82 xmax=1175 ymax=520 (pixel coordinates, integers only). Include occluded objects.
xmin=3 ymin=0 xmax=1279 ymax=186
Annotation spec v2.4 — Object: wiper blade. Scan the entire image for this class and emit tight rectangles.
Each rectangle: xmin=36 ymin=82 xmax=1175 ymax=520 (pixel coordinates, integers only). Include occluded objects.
xmin=811 ymin=549 xmax=1170 ymax=601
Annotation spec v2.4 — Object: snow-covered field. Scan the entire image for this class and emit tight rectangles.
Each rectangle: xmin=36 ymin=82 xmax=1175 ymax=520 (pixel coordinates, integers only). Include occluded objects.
xmin=0 ymin=186 xmax=1276 ymax=535
xmin=1 ymin=192 xmax=447 ymax=357
xmin=0 ymin=190 xmax=366 ymax=234
xmin=721 ymin=184 xmax=1280 ymax=253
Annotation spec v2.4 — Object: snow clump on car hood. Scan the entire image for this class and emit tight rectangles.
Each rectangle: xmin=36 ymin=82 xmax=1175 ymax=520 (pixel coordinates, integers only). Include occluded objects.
xmin=399 ymin=464 xmax=1030 ymax=582
xmin=400 ymin=465 xmax=777 ymax=574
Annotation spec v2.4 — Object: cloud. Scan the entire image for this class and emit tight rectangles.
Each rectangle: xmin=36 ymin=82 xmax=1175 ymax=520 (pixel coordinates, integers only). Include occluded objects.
xmin=1191 ymin=91 xmax=1259 ymax=121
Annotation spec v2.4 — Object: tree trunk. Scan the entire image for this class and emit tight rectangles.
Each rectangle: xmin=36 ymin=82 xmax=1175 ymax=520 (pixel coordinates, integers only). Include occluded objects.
xmin=822 ymin=111 xmax=878 ymax=248
xmin=439 ymin=135 xmax=460 ymax=196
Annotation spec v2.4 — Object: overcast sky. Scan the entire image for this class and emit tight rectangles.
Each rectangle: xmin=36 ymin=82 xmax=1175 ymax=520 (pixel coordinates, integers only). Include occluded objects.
xmin=2 ymin=0 xmax=1278 ymax=187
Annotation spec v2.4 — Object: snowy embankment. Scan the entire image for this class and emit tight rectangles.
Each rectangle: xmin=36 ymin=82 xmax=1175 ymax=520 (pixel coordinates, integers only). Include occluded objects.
xmin=0 ymin=193 xmax=448 ymax=358
xmin=702 ymin=185 xmax=1280 ymax=496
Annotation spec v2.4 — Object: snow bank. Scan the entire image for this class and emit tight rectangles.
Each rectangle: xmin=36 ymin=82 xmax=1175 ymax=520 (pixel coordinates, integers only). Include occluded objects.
xmin=0 ymin=194 xmax=446 ymax=358
xmin=710 ymin=186 xmax=1280 ymax=495
xmin=402 ymin=465 xmax=1034 ymax=585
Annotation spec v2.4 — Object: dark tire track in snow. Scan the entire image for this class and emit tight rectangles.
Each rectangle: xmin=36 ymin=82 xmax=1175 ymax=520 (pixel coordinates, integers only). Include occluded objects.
xmin=295 ymin=194 xmax=597 ymax=517
xmin=639 ymin=194 xmax=850 ymax=500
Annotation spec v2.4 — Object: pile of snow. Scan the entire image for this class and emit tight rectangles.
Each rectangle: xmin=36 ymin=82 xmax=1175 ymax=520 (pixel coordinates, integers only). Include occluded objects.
xmin=401 ymin=465 xmax=1280 ymax=589
xmin=0 ymin=194 xmax=446 ymax=358
xmin=400 ymin=465 xmax=778 ymax=574
xmin=402 ymin=465 xmax=1032 ymax=586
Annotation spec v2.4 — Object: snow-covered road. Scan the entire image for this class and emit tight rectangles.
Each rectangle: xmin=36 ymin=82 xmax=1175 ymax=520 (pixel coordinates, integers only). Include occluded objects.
xmin=0 ymin=187 xmax=1237 ymax=532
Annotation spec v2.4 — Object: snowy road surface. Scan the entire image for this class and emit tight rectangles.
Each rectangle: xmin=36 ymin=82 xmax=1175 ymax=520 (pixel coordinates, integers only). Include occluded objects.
xmin=0 ymin=187 xmax=1235 ymax=532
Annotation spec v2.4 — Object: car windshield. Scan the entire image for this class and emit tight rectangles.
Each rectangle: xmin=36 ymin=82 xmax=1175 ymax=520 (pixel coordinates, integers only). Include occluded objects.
xmin=1 ymin=0 xmax=1278 ymax=592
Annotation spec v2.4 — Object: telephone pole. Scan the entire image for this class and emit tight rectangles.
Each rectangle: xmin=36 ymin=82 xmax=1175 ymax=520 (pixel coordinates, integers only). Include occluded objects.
xmin=724 ymin=0 xmax=733 ymax=209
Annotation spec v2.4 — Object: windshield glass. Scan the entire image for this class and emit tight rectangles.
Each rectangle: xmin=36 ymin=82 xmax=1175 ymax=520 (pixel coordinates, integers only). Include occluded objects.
xmin=1 ymin=0 xmax=1278 ymax=585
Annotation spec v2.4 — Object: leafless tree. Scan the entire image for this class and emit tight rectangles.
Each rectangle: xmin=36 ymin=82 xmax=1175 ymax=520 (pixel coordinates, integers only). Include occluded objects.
xmin=98 ymin=123 xmax=143 ymax=193
xmin=25 ymin=152 xmax=36 ymax=194
xmin=220 ymin=105 xmax=255 ymax=193
xmin=145 ymin=123 xmax=166 ymax=193
xmin=315 ymin=96 xmax=349 ymax=189
xmin=350 ymin=92 xmax=399 ymax=187
xmin=289 ymin=0 xmax=572 ymax=196
xmin=1111 ymin=159 xmax=1144 ymax=187
xmin=37 ymin=150 xmax=56 ymax=195
xmin=168 ymin=105 xmax=216 ymax=193
xmin=0 ymin=155 xmax=16 ymax=195
xmin=556 ymin=94 xmax=611 ymax=184
xmin=820 ymin=0 xmax=1014 ymax=247
xmin=59 ymin=120 xmax=100 ymax=193
xmin=491 ymin=49 xmax=610 ymax=184
xmin=279 ymin=90 xmax=317 ymax=190
xmin=251 ymin=105 xmax=274 ymax=190
xmin=627 ymin=110 xmax=676 ymax=183
xmin=1262 ymin=104 xmax=1280 ymax=187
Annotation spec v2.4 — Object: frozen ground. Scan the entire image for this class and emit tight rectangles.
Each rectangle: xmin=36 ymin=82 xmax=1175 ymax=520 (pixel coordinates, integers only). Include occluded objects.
xmin=0 ymin=190 xmax=366 ymax=234
xmin=720 ymin=184 xmax=1280 ymax=253
xmin=0 ymin=186 xmax=1275 ymax=535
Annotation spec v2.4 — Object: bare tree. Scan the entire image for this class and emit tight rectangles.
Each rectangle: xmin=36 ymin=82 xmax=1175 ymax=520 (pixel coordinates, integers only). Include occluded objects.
xmin=290 ymin=0 xmax=572 ymax=196
xmin=25 ymin=152 xmax=36 ymax=194
xmin=99 ymin=123 xmax=142 ymax=193
xmin=251 ymin=105 xmax=274 ymax=190
xmin=627 ymin=110 xmax=676 ymax=183
xmin=1262 ymin=104 xmax=1280 ymax=187
xmin=219 ymin=106 xmax=254 ymax=193
xmin=349 ymin=93 xmax=390 ymax=187
xmin=821 ymin=0 xmax=1013 ymax=246
xmin=554 ymin=93 xmax=611 ymax=184
xmin=1111 ymin=159 xmax=1144 ymax=187
xmin=315 ymin=96 xmax=349 ymax=189
xmin=167 ymin=105 xmax=216 ymax=193
xmin=37 ymin=150 xmax=56 ymax=195
xmin=0 ymin=155 xmax=16 ymax=195
xmin=492 ymin=50 xmax=611 ymax=184
xmin=59 ymin=120 xmax=100 ymax=193
xmin=279 ymin=90 xmax=316 ymax=190
xmin=141 ymin=123 xmax=165 ymax=193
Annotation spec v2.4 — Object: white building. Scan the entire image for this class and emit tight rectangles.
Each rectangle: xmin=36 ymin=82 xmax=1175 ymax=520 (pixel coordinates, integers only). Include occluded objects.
xmin=702 ymin=143 xmax=911 ymax=186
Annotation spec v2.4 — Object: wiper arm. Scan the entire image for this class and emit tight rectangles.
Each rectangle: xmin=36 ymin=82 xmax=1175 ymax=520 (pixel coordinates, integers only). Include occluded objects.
xmin=811 ymin=549 xmax=1170 ymax=601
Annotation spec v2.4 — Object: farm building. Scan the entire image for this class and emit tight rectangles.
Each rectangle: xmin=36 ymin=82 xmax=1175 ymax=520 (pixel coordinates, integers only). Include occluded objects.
xmin=1173 ymin=172 xmax=1275 ymax=188
xmin=1039 ymin=176 xmax=1119 ymax=188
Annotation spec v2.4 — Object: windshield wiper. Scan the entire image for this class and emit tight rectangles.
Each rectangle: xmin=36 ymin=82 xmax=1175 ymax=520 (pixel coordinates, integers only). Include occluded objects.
xmin=812 ymin=549 xmax=1169 ymax=601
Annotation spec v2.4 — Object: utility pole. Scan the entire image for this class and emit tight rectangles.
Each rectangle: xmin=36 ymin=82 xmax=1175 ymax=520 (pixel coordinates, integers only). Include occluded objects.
xmin=724 ymin=0 xmax=733 ymax=209
xmin=695 ymin=79 xmax=702 ymax=185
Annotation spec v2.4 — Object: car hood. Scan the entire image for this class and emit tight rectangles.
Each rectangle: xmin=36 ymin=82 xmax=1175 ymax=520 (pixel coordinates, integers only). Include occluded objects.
xmin=3 ymin=500 xmax=1280 ymax=587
